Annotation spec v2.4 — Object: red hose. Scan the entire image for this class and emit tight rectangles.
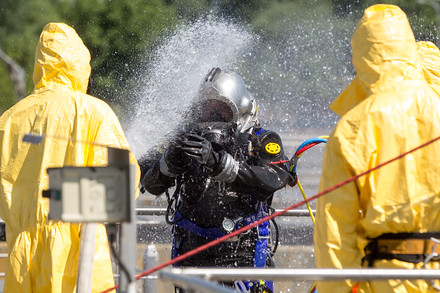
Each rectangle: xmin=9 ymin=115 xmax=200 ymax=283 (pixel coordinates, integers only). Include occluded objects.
xmin=101 ymin=135 xmax=440 ymax=293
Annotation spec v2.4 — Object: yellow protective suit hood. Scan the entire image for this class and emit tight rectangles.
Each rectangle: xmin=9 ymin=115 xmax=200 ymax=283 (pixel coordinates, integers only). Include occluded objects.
xmin=331 ymin=40 xmax=440 ymax=118
xmin=330 ymin=4 xmax=420 ymax=117
xmin=314 ymin=5 xmax=440 ymax=293
xmin=33 ymin=23 xmax=91 ymax=93
xmin=0 ymin=22 xmax=140 ymax=293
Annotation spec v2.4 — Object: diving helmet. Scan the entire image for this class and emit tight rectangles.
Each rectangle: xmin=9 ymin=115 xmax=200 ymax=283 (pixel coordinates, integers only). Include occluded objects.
xmin=192 ymin=67 xmax=258 ymax=133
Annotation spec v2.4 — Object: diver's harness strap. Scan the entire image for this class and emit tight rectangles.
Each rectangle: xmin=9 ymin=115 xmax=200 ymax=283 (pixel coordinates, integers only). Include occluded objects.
xmin=254 ymin=208 xmax=270 ymax=268
xmin=173 ymin=203 xmax=270 ymax=240
xmin=237 ymin=209 xmax=274 ymax=292
xmin=173 ymin=210 xmax=225 ymax=239
xmin=363 ymin=232 xmax=440 ymax=266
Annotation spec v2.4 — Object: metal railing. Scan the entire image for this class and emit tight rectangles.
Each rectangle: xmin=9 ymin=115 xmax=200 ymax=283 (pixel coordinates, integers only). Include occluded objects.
xmin=159 ymin=271 xmax=235 ymax=293
xmin=161 ymin=268 xmax=440 ymax=281
xmin=155 ymin=268 xmax=440 ymax=293
xmin=135 ymin=208 xmax=315 ymax=217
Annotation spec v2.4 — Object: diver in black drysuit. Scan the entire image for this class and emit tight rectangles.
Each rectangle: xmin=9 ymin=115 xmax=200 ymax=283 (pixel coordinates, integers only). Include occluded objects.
xmin=140 ymin=68 xmax=294 ymax=293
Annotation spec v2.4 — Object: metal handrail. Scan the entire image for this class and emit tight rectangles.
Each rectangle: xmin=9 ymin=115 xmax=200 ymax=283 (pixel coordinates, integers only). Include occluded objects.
xmin=165 ymin=268 xmax=440 ymax=281
xmin=159 ymin=271 xmax=235 ymax=293
xmin=136 ymin=207 xmax=314 ymax=217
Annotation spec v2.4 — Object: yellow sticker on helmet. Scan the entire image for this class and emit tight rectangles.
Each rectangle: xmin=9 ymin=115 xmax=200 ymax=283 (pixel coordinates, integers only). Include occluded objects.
xmin=265 ymin=142 xmax=280 ymax=154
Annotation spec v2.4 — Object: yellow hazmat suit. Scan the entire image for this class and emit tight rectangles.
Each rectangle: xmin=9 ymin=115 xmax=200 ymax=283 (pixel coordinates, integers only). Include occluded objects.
xmin=0 ymin=23 xmax=140 ymax=292
xmin=417 ymin=41 xmax=440 ymax=89
xmin=314 ymin=5 xmax=440 ymax=293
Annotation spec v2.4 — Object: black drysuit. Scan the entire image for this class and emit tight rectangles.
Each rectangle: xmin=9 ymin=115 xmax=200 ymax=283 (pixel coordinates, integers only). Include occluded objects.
xmin=140 ymin=126 xmax=293 ymax=275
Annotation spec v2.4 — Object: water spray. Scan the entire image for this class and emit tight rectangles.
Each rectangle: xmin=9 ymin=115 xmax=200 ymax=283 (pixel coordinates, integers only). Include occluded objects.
xmin=125 ymin=17 xmax=256 ymax=160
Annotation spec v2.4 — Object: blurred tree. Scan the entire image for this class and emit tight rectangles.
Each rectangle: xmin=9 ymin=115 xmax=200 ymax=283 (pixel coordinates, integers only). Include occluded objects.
xmin=331 ymin=0 xmax=438 ymax=42
xmin=0 ymin=0 xmax=63 ymax=112
xmin=165 ymin=0 xmax=268 ymax=22
xmin=214 ymin=0 xmax=269 ymax=22
xmin=0 ymin=0 xmax=179 ymax=117
xmin=0 ymin=64 xmax=16 ymax=114
xmin=330 ymin=0 xmax=362 ymax=18
xmin=60 ymin=0 xmax=179 ymax=118
xmin=0 ymin=49 xmax=26 ymax=99
xmin=168 ymin=0 xmax=211 ymax=21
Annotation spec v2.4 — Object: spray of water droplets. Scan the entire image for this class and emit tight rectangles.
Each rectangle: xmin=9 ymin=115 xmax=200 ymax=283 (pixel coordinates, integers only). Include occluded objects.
xmin=125 ymin=17 xmax=256 ymax=159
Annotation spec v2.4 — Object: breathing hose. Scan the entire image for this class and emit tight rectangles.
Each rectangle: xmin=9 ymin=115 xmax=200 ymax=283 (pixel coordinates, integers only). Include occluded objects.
xmin=289 ymin=136 xmax=328 ymax=224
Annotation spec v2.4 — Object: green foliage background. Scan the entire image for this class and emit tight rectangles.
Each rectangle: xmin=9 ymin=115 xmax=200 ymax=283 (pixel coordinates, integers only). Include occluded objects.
xmin=0 ymin=0 xmax=438 ymax=118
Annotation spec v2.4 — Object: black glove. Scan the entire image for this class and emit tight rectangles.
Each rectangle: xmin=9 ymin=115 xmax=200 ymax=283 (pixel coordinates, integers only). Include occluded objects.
xmin=181 ymin=133 xmax=218 ymax=169
xmin=161 ymin=139 xmax=190 ymax=176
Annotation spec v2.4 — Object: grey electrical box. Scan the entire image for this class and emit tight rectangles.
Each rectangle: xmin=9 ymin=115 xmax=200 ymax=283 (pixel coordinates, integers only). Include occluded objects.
xmin=45 ymin=148 xmax=134 ymax=223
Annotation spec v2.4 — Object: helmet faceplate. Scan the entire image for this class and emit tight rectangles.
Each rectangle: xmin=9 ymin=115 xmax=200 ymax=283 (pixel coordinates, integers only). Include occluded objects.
xmin=194 ymin=68 xmax=257 ymax=133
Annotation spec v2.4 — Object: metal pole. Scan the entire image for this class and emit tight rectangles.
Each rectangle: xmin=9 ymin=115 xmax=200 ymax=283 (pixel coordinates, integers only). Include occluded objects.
xmin=166 ymin=268 xmax=440 ymax=281
xmin=135 ymin=207 xmax=314 ymax=217
xmin=76 ymin=223 xmax=97 ymax=293
xmin=159 ymin=271 xmax=235 ymax=293
xmin=143 ymin=244 xmax=159 ymax=292
xmin=108 ymin=148 xmax=136 ymax=293
xmin=119 ymin=221 xmax=136 ymax=293
xmin=120 ymin=160 xmax=136 ymax=293
xmin=0 ymin=48 xmax=26 ymax=99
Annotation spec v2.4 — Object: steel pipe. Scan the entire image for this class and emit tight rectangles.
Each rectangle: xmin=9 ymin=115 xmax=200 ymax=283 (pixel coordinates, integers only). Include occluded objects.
xmin=135 ymin=208 xmax=314 ymax=217
xmin=159 ymin=271 xmax=235 ymax=293
xmin=165 ymin=268 xmax=440 ymax=281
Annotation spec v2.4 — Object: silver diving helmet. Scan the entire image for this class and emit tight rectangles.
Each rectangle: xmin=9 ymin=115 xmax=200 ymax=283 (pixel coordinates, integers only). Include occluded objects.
xmin=193 ymin=67 xmax=258 ymax=133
